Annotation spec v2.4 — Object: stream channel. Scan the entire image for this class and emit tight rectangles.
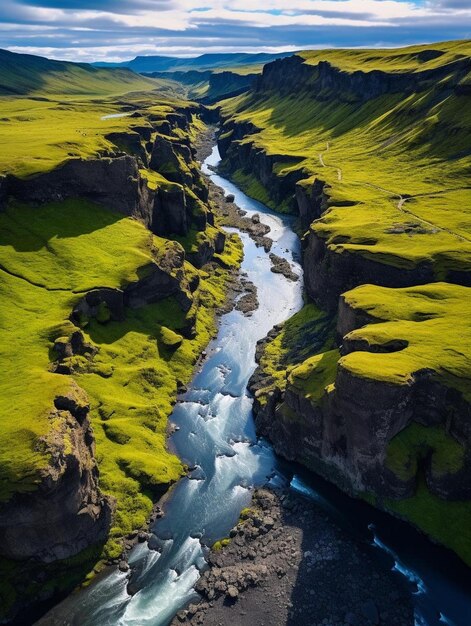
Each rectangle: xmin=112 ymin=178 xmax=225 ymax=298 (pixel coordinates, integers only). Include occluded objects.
xmin=39 ymin=145 xmax=471 ymax=626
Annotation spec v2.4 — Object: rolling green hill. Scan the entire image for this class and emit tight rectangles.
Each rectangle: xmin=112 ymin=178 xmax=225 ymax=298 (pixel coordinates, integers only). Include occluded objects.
xmin=0 ymin=48 xmax=160 ymax=96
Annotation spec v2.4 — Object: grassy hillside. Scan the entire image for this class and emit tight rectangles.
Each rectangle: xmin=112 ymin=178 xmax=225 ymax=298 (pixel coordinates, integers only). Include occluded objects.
xmin=220 ymin=39 xmax=471 ymax=275
xmin=299 ymin=39 xmax=471 ymax=72
xmin=227 ymin=40 xmax=471 ymax=565
xmin=0 ymin=198 xmax=241 ymax=559
xmin=0 ymin=49 xmax=191 ymax=178
xmin=0 ymin=95 xmax=190 ymax=178
xmin=0 ymin=49 xmax=159 ymax=96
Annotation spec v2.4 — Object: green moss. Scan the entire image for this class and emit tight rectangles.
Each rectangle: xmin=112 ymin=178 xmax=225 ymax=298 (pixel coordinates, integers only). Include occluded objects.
xmin=158 ymin=326 xmax=183 ymax=349
xmin=386 ymin=479 xmax=471 ymax=567
xmin=386 ymin=423 xmax=465 ymax=482
xmin=341 ymin=283 xmax=471 ymax=400
xmin=0 ymin=196 xmax=241 ymax=559
xmin=299 ymin=40 xmax=471 ymax=73
xmin=255 ymin=303 xmax=336 ymax=400
xmin=288 ymin=349 xmax=340 ymax=405
xmin=230 ymin=169 xmax=280 ymax=211
xmin=239 ymin=507 xmax=252 ymax=520
xmin=96 ymin=301 xmax=111 ymax=323
xmin=139 ymin=168 xmax=182 ymax=193
xmin=0 ymin=92 xmax=197 ymax=179
xmin=212 ymin=538 xmax=231 ymax=551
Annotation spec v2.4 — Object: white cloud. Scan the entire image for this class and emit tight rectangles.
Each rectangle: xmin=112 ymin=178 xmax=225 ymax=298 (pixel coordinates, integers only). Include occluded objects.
xmin=1 ymin=0 xmax=470 ymax=61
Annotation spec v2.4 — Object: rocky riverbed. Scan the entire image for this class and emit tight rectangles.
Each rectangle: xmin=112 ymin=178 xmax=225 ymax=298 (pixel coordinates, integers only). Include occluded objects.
xmin=171 ymin=487 xmax=414 ymax=626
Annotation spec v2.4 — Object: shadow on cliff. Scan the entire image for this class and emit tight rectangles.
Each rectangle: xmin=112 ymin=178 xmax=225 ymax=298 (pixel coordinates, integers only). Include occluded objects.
xmin=283 ymin=462 xmax=471 ymax=626
xmin=85 ymin=296 xmax=186 ymax=354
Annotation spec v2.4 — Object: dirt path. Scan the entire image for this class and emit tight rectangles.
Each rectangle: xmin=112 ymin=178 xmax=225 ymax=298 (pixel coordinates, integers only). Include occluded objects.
xmin=317 ymin=140 xmax=470 ymax=244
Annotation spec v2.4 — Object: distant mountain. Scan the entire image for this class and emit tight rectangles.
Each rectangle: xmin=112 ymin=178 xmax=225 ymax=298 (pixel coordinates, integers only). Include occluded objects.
xmin=0 ymin=48 xmax=157 ymax=96
xmin=93 ymin=52 xmax=294 ymax=74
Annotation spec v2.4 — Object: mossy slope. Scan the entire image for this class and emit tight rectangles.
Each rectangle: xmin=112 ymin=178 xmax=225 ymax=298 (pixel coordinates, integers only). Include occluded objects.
xmin=219 ymin=39 xmax=471 ymax=275
xmin=237 ymin=40 xmax=471 ymax=567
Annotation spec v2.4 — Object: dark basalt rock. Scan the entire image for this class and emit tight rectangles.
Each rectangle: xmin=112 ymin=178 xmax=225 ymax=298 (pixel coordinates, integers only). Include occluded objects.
xmin=153 ymin=185 xmax=189 ymax=236
xmin=7 ymin=155 xmax=148 ymax=219
xmin=125 ymin=262 xmax=193 ymax=313
xmin=71 ymin=287 xmax=125 ymax=326
xmin=150 ymin=136 xmax=193 ymax=186
xmin=303 ymin=229 xmax=439 ymax=312
xmin=251 ymin=294 xmax=471 ymax=504
xmin=0 ymin=382 xmax=112 ymax=563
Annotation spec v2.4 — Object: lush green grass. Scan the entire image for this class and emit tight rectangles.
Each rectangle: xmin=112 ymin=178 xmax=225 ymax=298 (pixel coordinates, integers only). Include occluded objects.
xmin=0 ymin=199 xmax=157 ymax=502
xmin=386 ymin=423 xmax=465 ymax=481
xmin=386 ymin=479 xmax=471 ymax=568
xmin=287 ymin=349 xmax=340 ymax=404
xmin=0 ymin=93 xmax=195 ymax=178
xmin=256 ymin=303 xmax=336 ymax=398
xmin=341 ymin=283 xmax=471 ymax=400
xmin=219 ymin=40 xmax=471 ymax=274
xmin=0 ymin=199 xmax=241 ymax=559
xmin=299 ymin=40 xmax=471 ymax=72
xmin=0 ymin=49 xmax=198 ymax=179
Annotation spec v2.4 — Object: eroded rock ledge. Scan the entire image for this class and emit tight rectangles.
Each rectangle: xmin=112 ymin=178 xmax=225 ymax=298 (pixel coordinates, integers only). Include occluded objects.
xmin=0 ymin=382 xmax=111 ymax=563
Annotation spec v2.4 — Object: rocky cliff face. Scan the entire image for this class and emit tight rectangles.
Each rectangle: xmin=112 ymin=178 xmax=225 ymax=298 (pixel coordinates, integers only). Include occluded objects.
xmin=231 ymin=49 xmax=471 ymax=561
xmin=0 ymin=103 xmax=229 ymax=622
xmin=302 ymin=229 xmax=437 ymax=312
xmin=254 ymin=54 xmax=470 ymax=101
xmin=252 ymin=299 xmax=471 ymax=506
xmin=0 ymin=382 xmax=111 ymax=562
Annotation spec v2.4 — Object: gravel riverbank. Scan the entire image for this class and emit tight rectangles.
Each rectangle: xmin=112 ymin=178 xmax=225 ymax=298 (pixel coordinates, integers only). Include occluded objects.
xmin=171 ymin=488 xmax=414 ymax=626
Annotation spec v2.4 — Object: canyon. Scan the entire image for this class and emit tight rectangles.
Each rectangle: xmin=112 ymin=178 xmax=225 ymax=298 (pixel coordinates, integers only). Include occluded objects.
xmin=0 ymin=40 xmax=470 ymax=625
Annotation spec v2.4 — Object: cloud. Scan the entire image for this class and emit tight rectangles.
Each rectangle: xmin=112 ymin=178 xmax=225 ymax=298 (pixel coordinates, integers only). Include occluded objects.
xmin=0 ymin=0 xmax=469 ymax=62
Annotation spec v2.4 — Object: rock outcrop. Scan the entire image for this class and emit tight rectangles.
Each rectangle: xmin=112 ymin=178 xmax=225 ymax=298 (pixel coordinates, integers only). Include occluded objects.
xmin=252 ymin=341 xmax=471 ymax=507
xmin=0 ymin=382 xmax=112 ymax=562
xmin=1 ymin=106 xmax=219 ymax=245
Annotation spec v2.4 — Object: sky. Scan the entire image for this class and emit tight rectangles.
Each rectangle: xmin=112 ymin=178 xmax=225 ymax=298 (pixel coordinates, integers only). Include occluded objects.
xmin=0 ymin=0 xmax=470 ymax=62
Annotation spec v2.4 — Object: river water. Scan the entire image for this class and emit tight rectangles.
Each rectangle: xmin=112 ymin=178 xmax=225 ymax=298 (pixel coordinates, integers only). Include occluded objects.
xmin=39 ymin=146 xmax=471 ymax=626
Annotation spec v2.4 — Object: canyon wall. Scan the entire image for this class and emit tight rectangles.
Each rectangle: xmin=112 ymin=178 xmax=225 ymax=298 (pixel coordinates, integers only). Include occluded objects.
xmin=220 ymin=47 xmax=471 ymax=563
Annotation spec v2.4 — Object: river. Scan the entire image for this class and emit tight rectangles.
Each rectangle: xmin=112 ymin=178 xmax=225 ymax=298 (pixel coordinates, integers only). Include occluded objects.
xmin=38 ymin=145 xmax=471 ymax=626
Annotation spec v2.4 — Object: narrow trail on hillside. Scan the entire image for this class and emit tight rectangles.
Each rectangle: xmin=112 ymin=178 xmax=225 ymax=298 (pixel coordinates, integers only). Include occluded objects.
xmin=317 ymin=142 xmax=471 ymax=244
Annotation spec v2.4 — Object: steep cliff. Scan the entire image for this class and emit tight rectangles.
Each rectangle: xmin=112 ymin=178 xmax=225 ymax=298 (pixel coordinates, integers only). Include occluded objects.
xmin=0 ymin=73 xmax=240 ymax=621
xmin=218 ymin=40 xmax=471 ymax=294
xmin=0 ymin=382 xmax=111 ymax=563
xmin=228 ymin=41 xmax=471 ymax=565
